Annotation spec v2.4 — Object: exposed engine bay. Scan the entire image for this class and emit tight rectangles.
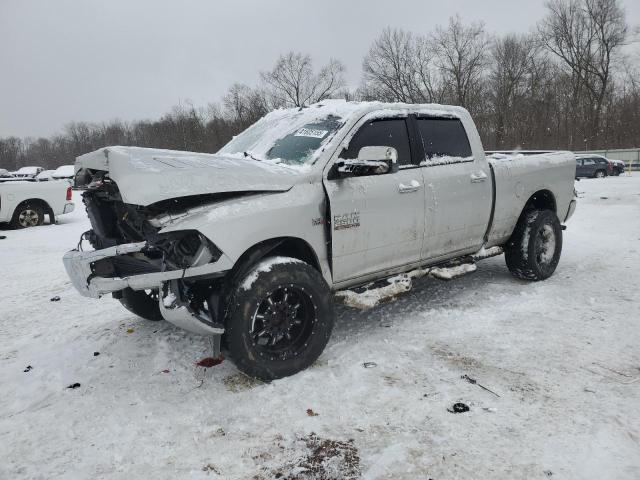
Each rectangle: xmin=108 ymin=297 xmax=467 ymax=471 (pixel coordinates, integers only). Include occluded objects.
xmin=74 ymin=169 xmax=231 ymax=336
xmin=81 ymin=170 xmax=222 ymax=270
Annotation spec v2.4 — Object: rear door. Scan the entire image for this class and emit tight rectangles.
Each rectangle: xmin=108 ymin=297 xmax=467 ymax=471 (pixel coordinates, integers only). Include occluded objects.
xmin=324 ymin=116 xmax=425 ymax=283
xmin=415 ymin=116 xmax=492 ymax=260
xmin=582 ymin=157 xmax=596 ymax=176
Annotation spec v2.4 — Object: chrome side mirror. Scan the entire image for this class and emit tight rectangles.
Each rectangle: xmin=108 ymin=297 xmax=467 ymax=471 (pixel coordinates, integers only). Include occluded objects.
xmin=336 ymin=146 xmax=399 ymax=176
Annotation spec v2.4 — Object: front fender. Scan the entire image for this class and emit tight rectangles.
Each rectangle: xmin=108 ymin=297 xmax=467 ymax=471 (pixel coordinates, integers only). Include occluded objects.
xmin=158 ymin=184 xmax=330 ymax=281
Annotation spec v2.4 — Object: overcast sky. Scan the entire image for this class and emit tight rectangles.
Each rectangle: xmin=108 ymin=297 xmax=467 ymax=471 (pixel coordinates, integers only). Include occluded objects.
xmin=1 ymin=0 xmax=638 ymax=138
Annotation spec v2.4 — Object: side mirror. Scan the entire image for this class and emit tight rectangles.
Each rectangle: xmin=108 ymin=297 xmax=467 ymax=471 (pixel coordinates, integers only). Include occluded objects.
xmin=336 ymin=146 xmax=399 ymax=177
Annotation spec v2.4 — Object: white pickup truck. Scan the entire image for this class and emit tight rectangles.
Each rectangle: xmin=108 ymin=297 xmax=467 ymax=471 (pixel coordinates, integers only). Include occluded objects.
xmin=0 ymin=180 xmax=75 ymax=228
xmin=64 ymin=101 xmax=577 ymax=379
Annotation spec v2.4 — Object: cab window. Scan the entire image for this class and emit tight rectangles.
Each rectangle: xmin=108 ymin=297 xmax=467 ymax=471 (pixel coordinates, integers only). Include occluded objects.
xmin=416 ymin=117 xmax=472 ymax=163
xmin=340 ymin=118 xmax=412 ymax=167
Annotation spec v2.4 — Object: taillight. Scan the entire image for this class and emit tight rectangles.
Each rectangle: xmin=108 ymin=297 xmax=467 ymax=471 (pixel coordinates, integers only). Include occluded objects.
xmin=66 ymin=186 xmax=72 ymax=201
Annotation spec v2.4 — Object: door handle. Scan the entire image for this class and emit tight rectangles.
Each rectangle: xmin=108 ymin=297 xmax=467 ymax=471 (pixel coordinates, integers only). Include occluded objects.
xmin=398 ymin=180 xmax=421 ymax=193
xmin=470 ymin=171 xmax=488 ymax=183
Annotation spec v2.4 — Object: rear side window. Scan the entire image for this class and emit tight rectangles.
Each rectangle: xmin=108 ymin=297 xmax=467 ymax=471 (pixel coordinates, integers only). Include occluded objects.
xmin=583 ymin=158 xmax=596 ymax=166
xmin=416 ymin=118 xmax=472 ymax=163
xmin=340 ymin=118 xmax=412 ymax=166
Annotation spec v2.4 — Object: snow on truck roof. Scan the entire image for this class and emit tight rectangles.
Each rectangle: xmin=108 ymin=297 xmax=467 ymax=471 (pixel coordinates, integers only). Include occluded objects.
xmin=213 ymin=100 xmax=472 ymax=168
xmin=259 ymin=99 xmax=468 ymax=122
xmin=232 ymin=100 xmax=468 ymax=146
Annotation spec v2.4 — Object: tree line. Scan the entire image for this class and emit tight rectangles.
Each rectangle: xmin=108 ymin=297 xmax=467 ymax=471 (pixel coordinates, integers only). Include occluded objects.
xmin=1 ymin=0 xmax=638 ymax=171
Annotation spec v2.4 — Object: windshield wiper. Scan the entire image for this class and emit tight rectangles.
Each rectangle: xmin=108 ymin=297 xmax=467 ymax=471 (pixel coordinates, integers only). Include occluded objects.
xmin=243 ymin=151 xmax=263 ymax=162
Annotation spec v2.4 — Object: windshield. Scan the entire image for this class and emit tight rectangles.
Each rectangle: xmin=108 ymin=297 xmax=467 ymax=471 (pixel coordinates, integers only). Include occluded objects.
xmin=218 ymin=112 xmax=344 ymax=166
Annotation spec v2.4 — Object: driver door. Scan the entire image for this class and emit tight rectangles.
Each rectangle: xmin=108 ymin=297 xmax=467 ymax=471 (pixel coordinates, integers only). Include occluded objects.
xmin=324 ymin=117 xmax=425 ymax=283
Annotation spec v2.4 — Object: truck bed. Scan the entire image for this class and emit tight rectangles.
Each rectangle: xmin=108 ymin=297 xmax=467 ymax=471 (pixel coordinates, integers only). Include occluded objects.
xmin=485 ymin=151 xmax=576 ymax=246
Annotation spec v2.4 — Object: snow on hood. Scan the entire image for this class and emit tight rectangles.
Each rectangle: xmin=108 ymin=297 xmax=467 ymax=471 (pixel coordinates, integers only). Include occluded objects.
xmin=76 ymin=146 xmax=302 ymax=206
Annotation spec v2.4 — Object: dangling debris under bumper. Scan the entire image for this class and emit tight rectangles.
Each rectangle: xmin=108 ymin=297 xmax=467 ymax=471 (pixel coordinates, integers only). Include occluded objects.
xmin=159 ymin=279 xmax=224 ymax=336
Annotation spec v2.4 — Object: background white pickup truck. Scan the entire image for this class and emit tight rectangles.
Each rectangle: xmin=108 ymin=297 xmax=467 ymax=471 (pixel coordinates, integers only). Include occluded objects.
xmin=0 ymin=180 xmax=75 ymax=228
xmin=65 ymin=100 xmax=577 ymax=380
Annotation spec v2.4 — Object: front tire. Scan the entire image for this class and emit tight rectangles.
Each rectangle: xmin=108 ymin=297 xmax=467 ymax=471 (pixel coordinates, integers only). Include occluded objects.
xmin=505 ymin=209 xmax=563 ymax=281
xmin=594 ymin=169 xmax=606 ymax=178
xmin=224 ymin=257 xmax=334 ymax=381
xmin=11 ymin=202 xmax=45 ymax=228
xmin=118 ymin=288 xmax=163 ymax=321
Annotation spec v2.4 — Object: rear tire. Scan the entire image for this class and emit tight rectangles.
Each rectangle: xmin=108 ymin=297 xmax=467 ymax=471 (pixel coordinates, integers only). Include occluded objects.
xmin=10 ymin=202 xmax=45 ymax=228
xmin=505 ymin=209 xmax=563 ymax=281
xmin=224 ymin=257 xmax=334 ymax=381
xmin=118 ymin=288 xmax=163 ymax=321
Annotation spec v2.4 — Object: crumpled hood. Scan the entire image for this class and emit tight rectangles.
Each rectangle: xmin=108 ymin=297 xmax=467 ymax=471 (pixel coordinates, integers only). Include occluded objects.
xmin=76 ymin=146 xmax=302 ymax=206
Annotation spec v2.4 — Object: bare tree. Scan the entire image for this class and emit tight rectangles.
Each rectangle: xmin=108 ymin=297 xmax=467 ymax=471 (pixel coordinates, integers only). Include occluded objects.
xmin=539 ymin=0 xmax=628 ymax=145
xmin=2 ymin=11 xmax=639 ymax=173
xmin=489 ymin=34 xmax=538 ymax=147
xmin=223 ymin=83 xmax=268 ymax=127
xmin=432 ymin=15 xmax=490 ymax=111
xmin=261 ymin=52 xmax=345 ymax=107
xmin=362 ymin=28 xmax=442 ymax=103
xmin=0 ymin=137 xmax=23 ymax=170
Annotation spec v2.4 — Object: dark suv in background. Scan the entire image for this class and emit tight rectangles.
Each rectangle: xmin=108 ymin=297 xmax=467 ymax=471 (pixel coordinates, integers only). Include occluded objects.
xmin=575 ymin=155 xmax=612 ymax=178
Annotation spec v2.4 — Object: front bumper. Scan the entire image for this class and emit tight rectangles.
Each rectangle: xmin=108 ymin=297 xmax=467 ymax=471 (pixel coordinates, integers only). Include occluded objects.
xmin=63 ymin=242 xmax=233 ymax=299
xmin=63 ymin=242 xmax=232 ymax=336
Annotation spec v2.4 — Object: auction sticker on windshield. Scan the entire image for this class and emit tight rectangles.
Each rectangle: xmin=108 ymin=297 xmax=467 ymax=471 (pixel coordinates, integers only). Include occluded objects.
xmin=294 ymin=128 xmax=328 ymax=138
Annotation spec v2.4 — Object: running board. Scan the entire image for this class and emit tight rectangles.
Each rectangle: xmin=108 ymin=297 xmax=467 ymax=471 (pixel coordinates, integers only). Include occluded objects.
xmin=335 ymin=246 xmax=503 ymax=310
xmin=430 ymin=263 xmax=477 ymax=280
xmin=471 ymin=246 xmax=503 ymax=261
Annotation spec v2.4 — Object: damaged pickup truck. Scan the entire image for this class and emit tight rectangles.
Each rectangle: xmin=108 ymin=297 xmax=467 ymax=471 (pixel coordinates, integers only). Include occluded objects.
xmin=64 ymin=101 xmax=577 ymax=380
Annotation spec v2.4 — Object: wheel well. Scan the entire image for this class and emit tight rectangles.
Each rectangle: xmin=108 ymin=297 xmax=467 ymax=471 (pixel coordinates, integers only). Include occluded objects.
xmin=14 ymin=198 xmax=54 ymax=222
xmin=268 ymin=238 xmax=320 ymax=270
xmin=524 ymin=190 xmax=556 ymax=214
xmin=232 ymin=237 xmax=321 ymax=276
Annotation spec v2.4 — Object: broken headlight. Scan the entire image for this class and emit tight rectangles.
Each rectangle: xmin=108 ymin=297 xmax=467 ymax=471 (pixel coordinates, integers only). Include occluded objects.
xmin=154 ymin=231 xmax=222 ymax=269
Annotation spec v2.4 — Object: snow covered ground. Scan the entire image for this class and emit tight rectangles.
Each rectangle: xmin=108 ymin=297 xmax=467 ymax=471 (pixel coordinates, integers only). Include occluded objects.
xmin=1 ymin=175 xmax=639 ymax=479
